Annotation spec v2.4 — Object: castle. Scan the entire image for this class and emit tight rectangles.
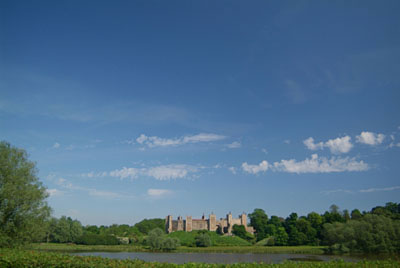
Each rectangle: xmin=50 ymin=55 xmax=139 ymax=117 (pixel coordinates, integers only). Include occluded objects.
xmin=165 ymin=212 xmax=254 ymax=235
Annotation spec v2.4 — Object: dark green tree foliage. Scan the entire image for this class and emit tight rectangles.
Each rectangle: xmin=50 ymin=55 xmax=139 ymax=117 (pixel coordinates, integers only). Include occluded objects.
xmin=274 ymin=227 xmax=289 ymax=246
xmin=48 ymin=216 xmax=83 ymax=243
xmin=323 ymin=214 xmax=400 ymax=253
xmin=248 ymin=209 xmax=269 ymax=241
xmin=232 ymin=225 xmax=247 ymax=239
xmin=75 ymin=233 xmax=120 ymax=245
xmin=147 ymin=228 xmax=180 ymax=251
xmin=0 ymin=141 xmax=51 ymax=247
xmin=323 ymin=204 xmax=345 ymax=224
xmin=195 ymin=233 xmax=211 ymax=247
xmin=134 ymin=218 xmax=165 ymax=235
xmin=351 ymin=209 xmax=363 ymax=220
xmin=232 ymin=224 xmax=255 ymax=243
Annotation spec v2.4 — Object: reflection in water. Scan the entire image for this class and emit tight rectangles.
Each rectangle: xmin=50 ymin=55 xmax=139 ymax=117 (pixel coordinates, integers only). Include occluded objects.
xmin=73 ymin=252 xmax=360 ymax=264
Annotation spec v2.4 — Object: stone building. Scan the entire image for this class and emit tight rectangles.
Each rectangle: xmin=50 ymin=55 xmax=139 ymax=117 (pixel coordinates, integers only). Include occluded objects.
xmin=165 ymin=212 xmax=254 ymax=235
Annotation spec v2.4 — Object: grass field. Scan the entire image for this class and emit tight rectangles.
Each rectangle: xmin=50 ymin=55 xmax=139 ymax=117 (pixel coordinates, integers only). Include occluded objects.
xmin=28 ymin=243 xmax=326 ymax=254
xmin=167 ymin=231 xmax=252 ymax=247
xmin=1 ymin=249 xmax=399 ymax=268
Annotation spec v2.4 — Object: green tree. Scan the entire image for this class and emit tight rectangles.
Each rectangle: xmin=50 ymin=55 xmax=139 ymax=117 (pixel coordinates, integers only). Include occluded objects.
xmin=232 ymin=224 xmax=255 ymax=243
xmin=195 ymin=233 xmax=211 ymax=247
xmin=147 ymin=228 xmax=165 ymax=250
xmin=147 ymin=228 xmax=179 ymax=251
xmin=322 ymin=214 xmax=400 ymax=253
xmin=274 ymin=227 xmax=289 ymax=246
xmin=0 ymin=141 xmax=51 ymax=247
xmin=350 ymin=209 xmax=362 ymax=220
xmin=248 ymin=208 xmax=269 ymax=241
xmin=134 ymin=218 xmax=165 ymax=235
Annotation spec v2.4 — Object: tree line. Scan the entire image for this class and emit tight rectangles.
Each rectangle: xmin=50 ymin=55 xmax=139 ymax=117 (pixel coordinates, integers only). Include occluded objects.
xmin=246 ymin=203 xmax=400 ymax=253
xmin=1 ymin=141 xmax=399 ymax=253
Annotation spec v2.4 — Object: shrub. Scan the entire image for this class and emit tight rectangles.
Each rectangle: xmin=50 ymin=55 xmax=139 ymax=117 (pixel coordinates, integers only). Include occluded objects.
xmin=195 ymin=233 xmax=211 ymax=247
xmin=75 ymin=233 xmax=120 ymax=245
xmin=147 ymin=228 xmax=180 ymax=251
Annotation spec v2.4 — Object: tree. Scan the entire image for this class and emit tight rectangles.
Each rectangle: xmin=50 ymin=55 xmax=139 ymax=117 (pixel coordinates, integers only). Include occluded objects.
xmin=274 ymin=227 xmax=289 ymax=246
xmin=134 ymin=218 xmax=165 ymax=235
xmin=248 ymin=208 xmax=269 ymax=241
xmin=195 ymin=233 xmax=211 ymax=247
xmin=147 ymin=228 xmax=165 ymax=250
xmin=351 ymin=209 xmax=362 ymax=220
xmin=147 ymin=228 xmax=179 ymax=251
xmin=0 ymin=141 xmax=51 ymax=246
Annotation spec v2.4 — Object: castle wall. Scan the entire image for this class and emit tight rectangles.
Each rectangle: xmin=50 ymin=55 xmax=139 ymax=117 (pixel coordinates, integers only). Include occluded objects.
xmin=232 ymin=219 xmax=241 ymax=225
xmin=166 ymin=213 xmax=254 ymax=235
xmin=192 ymin=219 xmax=208 ymax=230
xmin=185 ymin=216 xmax=192 ymax=232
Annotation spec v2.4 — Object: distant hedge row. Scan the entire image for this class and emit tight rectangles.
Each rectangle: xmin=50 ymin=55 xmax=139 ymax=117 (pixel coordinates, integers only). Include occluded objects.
xmin=75 ymin=233 xmax=120 ymax=245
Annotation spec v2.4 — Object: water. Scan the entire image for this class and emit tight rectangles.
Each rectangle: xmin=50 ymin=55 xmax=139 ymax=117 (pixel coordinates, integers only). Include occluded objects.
xmin=72 ymin=252 xmax=361 ymax=264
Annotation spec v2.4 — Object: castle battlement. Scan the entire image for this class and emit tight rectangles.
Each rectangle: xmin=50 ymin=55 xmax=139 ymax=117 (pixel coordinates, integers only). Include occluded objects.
xmin=165 ymin=212 xmax=254 ymax=235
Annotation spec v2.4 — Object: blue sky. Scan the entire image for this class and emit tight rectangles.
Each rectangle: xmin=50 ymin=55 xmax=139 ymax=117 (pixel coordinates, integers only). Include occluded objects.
xmin=1 ymin=1 xmax=400 ymax=225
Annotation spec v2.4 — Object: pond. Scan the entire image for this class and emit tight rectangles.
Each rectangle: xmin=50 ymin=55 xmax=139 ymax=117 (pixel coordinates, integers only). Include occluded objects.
xmin=72 ymin=252 xmax=361 ymax=264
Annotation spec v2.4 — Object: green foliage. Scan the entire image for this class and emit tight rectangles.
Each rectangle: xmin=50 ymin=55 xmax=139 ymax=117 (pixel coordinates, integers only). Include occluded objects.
xmin=0 ymin=141 xmax=51 ymax=247
xmin=232 ymin=225 xmax=246 ymax=238
xmin=48 ymin=216 xmax=83 ymax=243
xmin=75 ymin=233 xmax=120 ymax=245
xmin=274 ymin=227 xmax=289 ymax=246
xmin=134 ymin=218 xmax=165 ymax=235
xmin=147 ymin=228 xmax=180 ymax=251
xmin=232 ymin=225 xmax=255 ymax=243
xmin=1 ymin=248 xmax=399 ymax=267
xmin=195 ymin=233 xmax=211 ymax=247
xmin=323 ymin=214 xmax=400 ymax=253
xmin=167 ymin=230 xmax=251 ymax=247
xmin=248 ymin=208 xmax=269 ymax=241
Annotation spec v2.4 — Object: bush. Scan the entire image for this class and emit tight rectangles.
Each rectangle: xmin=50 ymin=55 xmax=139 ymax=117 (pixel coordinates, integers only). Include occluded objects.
xmin=75 ymin=233 xmax=120 ymax=245
xmin=147 ymin=228 xmax=180 ymax=251
xmin=195 ymin=233 xmax=211 ymax=247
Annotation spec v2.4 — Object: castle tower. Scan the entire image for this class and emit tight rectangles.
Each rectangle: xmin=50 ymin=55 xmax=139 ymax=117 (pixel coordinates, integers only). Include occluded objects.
xmin=177 ymin=216 xmax=184 ymax=231
xmin=227 ymin=212 xmax=233 ymax=234
xmin=240 ymin=213 xmax=247 ymax=228
xmin=185 ymin=216 xmax=192 ymax=232
xmin=166 ymin=215 xmax=173 ymax=233
xmin=209 ymin=213 xmax=216 ymax=231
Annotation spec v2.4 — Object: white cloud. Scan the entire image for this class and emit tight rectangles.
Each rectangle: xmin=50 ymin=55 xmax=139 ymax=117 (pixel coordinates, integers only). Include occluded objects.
xmin=109 ymin=164 xmax=198 ymax=180
xmin=242 ymin=160 xmax=269 ymax=174
xmin=262 ymin=148 xmax=268 ymax=154
xmin=303 ymin=137 xmax=324 ymax=150
xmin=52 ymin=142 xmax=60 ymax=149
xmin=359 ymin=186 xmax=400 ymax=193
xmin=322 ymin=186 xmax=400 ymax=195
xmin=226 ymin=141 xmax=241 ymax=149
xmin=228 ymin=167 xmax=237 ymax=174
xmin=81 ymin=171 xmax=108 ymax=178
xmin=303 ymin=136 xmax=353 ymax=154
xmin=284 ymin=140 xmax=291 ymax=144
xmin=273 ymin=154 xmax=368 ymax=174
xmin=321 ymin=189 xmax=354 ymax=195
xmin=147 ymin=188 xmax=173 ymax=198
xmin=88 ymin=189 xmax=130 ymax=199
xmin=135 ymin=133 xmax=226 ymax=148
xmin=182 ymin=133 xmax=226 ymax=143
xmin=46 ymin=188 xmax=64 ymax=197
xmin=325 ymin=136 xmax=353 ymax=154
xmin=53 ymin=177 xmax=133 ymax=199
xmin=145 ymin=164 xmax=197 ymax=180
xmin=356 ymin=131 xmax=385 ymax=145
xmin=109 ymin=167 xmax=139 ymax=180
